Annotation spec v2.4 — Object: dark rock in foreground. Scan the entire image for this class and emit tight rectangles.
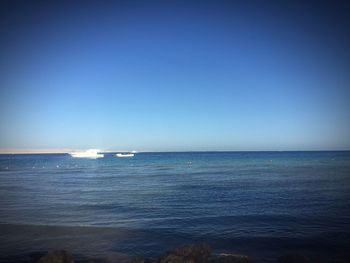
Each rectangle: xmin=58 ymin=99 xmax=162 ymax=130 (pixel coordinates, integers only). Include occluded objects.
xmin=39 ymin=250 xmax=74 ymax=263
xmin=210 ymin=253 xmax=253 ymax=263
xmin=131 ymin=258 xmax=153 ymax=263
xmin=278 ymin=254 xmax=310 ymax=263
xmin=8 ymin=243 xmax=338 ymax=263
xmin=157 ymin=243 xmax=211 ymax=263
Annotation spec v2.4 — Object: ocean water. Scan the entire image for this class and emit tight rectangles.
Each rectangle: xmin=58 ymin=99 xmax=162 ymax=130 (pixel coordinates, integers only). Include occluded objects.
xmin=0 ymin=152 xmax=350 ymax=262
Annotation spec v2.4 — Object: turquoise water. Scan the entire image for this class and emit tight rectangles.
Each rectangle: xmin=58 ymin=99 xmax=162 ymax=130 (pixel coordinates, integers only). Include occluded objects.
xmin=0 ymin=152 xmax=350 ymax=262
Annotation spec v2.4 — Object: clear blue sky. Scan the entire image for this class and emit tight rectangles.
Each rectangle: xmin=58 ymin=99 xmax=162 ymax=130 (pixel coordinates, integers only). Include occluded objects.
xmin=1 ymin=1 xmax=350 ymax=151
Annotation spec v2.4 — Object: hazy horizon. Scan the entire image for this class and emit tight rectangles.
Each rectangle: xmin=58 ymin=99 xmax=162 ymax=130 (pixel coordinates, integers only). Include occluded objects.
xmin=0 ymin=147 xmax=350 ymax=154
xmin=1 ymin=1 xmax=350 ymax=151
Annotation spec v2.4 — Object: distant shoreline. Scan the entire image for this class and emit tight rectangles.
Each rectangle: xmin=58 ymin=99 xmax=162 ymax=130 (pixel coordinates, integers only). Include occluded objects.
xmin=0 ymin=149 xmax=349 ymax=154
xmin=0 ymin=149 xmax=133 ymax=154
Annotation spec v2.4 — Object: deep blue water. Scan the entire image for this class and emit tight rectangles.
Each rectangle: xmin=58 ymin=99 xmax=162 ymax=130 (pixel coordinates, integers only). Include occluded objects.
xmin=0 ymin=152 xmax=350 ymax=262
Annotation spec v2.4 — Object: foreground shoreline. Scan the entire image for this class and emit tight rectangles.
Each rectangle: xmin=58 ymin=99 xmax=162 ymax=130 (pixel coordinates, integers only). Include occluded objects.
xmin=1 ymin=222 xmax=349 ymax=263
xmin=1 ymin=243 xmax=349 ymax=263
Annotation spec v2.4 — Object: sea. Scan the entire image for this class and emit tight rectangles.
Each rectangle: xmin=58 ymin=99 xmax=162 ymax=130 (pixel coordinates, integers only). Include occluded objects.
xmin=0 ymin=151 xmax=349 ymax=262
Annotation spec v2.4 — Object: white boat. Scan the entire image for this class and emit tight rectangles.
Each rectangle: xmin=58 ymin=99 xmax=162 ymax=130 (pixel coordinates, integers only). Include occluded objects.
xmin=69 ymin=149 xmax=104 ymax=159
xmin=116 ymin=153 xmax=134 ymax=158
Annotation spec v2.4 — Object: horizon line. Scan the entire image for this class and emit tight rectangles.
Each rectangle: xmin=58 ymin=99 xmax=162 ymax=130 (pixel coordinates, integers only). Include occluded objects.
xmin=0 ymin=148 xmax=349 ymax=154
